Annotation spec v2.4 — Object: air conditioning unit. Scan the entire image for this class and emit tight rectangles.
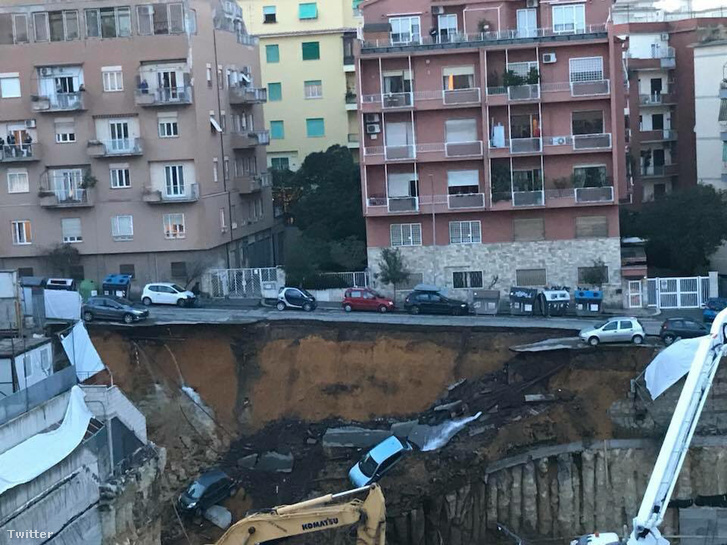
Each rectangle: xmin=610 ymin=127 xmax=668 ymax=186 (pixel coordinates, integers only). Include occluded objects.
xmin=40 ymin=67 xmax=52 ymax=76
xmin=364 ymin=113 xmax=380 ymax=123
xmin=542 ymin=53 xmax=556 ymax=64
xmin=366 ymin=124 xmax=381 ymax=134
xmin=526 ymin=0 xmax=539 ymax=7
xmin=660 ymin=33 xmax=669 ymax=41
xmin=432 ymin=6 xmax=445 ymax=15
xmin=24 ymin=119 xmax=36 ymax=128
xmin=554 ymin=136 xmax=567 ymax=145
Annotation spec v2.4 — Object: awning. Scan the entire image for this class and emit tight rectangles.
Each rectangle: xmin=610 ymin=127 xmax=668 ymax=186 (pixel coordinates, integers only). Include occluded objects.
xmin=210 ymin=116 xmax=222 ymax=133
xmin=719 ymin=99 xmax=727 ymax=122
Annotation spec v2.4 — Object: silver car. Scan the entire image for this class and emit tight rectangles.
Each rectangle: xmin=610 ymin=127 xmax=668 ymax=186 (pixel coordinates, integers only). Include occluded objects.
xmin=579 ymin=317 xmax=645 ymax=346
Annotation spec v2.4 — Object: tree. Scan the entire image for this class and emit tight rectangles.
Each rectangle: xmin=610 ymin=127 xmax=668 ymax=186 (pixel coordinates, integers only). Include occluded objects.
xmin=377 ymin=248 xmax=410 ymax=292
xmin=43 ymin=244 xmax=81 ymax=277
xmin=329 ymin=236 xmax=367 ymax=271
xmin=183 ymin=259 xmax=212 ymax=289
xmin=283 ymin=234 xmax=321 ymax=287
xmin=621 ymin=185 xmax=727 ymax=275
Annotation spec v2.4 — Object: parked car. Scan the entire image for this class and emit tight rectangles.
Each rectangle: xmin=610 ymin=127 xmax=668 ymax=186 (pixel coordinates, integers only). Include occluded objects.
xmin=404 ymin=286 xmax=469 ymax=315
xmin=348 ymin=436 xmax=412 ymax=487
xmin=177 ymin=468 xmax=238 ymax=517
xmin=342 ymin=288 xmax=395 ymax=313
xmin=142 ymin=282 xmax=197 ymax=307
xmin=703 ymin=298 xmax=727 ymax=324
xmin=82 ymin=296 xmax=149 ymax=324
xmin=660 ymin=317 xmax=708 ymax=345
xmin=579 ymin=317 xmax=645 ymax=346
xmin=277 ymin=287 xmax=317 ymax=312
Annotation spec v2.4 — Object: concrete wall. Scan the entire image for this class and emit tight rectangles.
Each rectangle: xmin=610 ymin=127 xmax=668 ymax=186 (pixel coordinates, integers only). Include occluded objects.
xmin=81 ymin=385 xmax=148 ymax=443
xmin=0 ymin=389 xmax=71 ymax=453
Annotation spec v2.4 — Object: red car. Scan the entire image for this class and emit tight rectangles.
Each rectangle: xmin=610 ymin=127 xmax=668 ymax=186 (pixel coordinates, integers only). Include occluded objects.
xmin=342 ymin=288 xmax=395 ymax=313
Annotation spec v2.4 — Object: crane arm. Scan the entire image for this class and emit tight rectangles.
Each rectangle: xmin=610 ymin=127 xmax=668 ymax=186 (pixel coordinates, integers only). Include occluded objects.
xmin=211 ymin=484 xmax=386 ymax=545
xmin=628 ymin=308 xmax=727 ymax=545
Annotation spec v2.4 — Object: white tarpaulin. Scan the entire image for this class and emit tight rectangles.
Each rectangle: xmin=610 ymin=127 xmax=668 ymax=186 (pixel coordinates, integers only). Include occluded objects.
xmin=44 ymin=290 xmax=82 ymax=320
xmin=61 ymin=321 xmax=105 ymax=381
xmin=645 ymin=336 xmax=706 ymax=399
xmin=0 ymin=386 xmax=92 ymax=495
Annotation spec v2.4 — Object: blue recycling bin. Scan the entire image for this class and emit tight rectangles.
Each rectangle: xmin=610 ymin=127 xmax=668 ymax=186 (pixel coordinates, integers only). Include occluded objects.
xmin=102 ymin=274 xmax=133 ymax=299
xmin=574 ymin=289 xmax=603 ymax=316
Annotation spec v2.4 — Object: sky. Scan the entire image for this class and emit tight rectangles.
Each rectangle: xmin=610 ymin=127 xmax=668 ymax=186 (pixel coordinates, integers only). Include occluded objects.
xmin=655 ymin=0 xmax=727 ymax=11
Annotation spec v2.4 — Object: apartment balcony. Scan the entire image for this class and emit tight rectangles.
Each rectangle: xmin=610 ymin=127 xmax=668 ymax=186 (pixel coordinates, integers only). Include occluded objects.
xmin=345 ymin=93 xmax=358 ymax=111
xmin=575 ymin=186 xmax=614 ymax=203
xmin=571 ymin=80 xmax=611 ymax=97
xmin=87 ymin=138 xmax=143 ymax=158
xmin=361 ymin=88 xmax=482 ymax=112
xmin=135 ymin=86 xmax=192 ymax=107
xmin=388 ymin=196 xmax=419 ymax=212
xmin=230 ymin=130 xmax=270 ymax=149
xmin=628 ymin=47 xmax=676 ymax=70
xmin=513 ymin=190 xmax=545 ymax=207
xmin=445 ymin=140 xmax=483 ymax=158
xmin=384 ymin=145 xmax=416 ymax=161
xmin=1 ymin=144 xmax=41 ymax=163
xmin=229 ymin=86 xmax=267 ymax=105
xmin=31 ymin=92 xmax=85 ymax=113
xmin=234 ymin=174 xmax=263 ymax=194
xmin=640 ymin=164 xmax=678 ymax=178
xmin=366 ymin=193 xmax=489 ymax=216
xmin=447 ymin=193 xmax=485 ymax=209
xmin=443 ymin=88 xmax=481 ymax=105
xmin=382 ymin=92 xmax=414 ymax=109
xmin=639 ymin=93 xmax=677 ymax=106
xmin=510 ymin=137 xmax=543 ymax=154
xmin=508 ymin=84 xmax=540 ymax=102
xmin=347 ymin=133 xmax=360 ymax=149
xmin=364 ymin=141 xmax=485 ymax=164
xmin=38 ymin=187 xmax=93 ymax=208
xmin=639 ymin=129 xmax=677 ymax=143
xmin=143 ymin=183 xmax=199 ymax=204
xmin=572 ymin=133 xmax=612 ymax=150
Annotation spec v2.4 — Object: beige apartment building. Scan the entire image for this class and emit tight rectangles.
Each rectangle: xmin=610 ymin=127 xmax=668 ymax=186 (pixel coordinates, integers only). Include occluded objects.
xmin=0 ymin=0 xmax=278 ymax=287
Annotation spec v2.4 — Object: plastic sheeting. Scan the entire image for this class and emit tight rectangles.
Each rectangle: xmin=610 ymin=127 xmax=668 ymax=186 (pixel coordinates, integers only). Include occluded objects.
xmin=645 ymin=336 xmax=706 ymax=399
xmin=61 ymin=321 xmax=105 ymax=381
xmin=0 ymin=386 xmax=92 ymax=495
xmin=44 ymin=290 xmax=82 ymax=320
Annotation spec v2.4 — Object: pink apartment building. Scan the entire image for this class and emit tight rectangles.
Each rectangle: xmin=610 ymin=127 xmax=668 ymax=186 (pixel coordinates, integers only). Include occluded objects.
xmin=357 ymin=0 xmax=627 ymax=302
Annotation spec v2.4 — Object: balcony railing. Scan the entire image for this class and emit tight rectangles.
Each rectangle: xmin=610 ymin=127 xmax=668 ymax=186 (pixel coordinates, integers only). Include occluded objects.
xmin=32 ymin=92 xmax=84 ymax=112
xmin=445 ymin=140 xmax=483 ymax=157
xmin=641 ymin=164 xmax=678 ymax=177
xmin=510 ymin=137 xmax=542 ymax=154
xmin=1 ymin=144 xmax=41 ymax=162
xmin=388 ymin=196 xmax=419 ymax=212
xmin=443 ymin=88 xmax=481 ymax=105
xmin=571 ymin=80 xmax=610 ymax=97
xmin=347 ymin=133 xmax=360 ymax=148
xmin=575 ymin=186 xmax=614 ymax=203
xmin=513 ymin=190 xmax=545 ymax=207
xmin=639 ymin=93 xmax=676 ymax=105
xmin=448 ymin=193 xmax=485 ymax=209
xmin=640 ymin=129 xmax=677 ymax=142
xmin=382 ymin=92 xmax=413 ymax=109
xmin=87 ymin=138 xmax=143 ymax=158
xmin=39 ymin=187 xmax=91 ymax=208
xmin=229 ymin=86 xmax=267 ymax=105
xmin=250 ymin=129 xmax=270 ymax=145
xmin=143 ymin=183 xmax=199 ymax=204
xmin=508 ymin=84 xmax=540 ymax=101
xmin=572 ymin=133 xmax=612 ymax=150
xmin=384 ymin=145 xmax=416 ymax=161
xmin=135 ymin=86 xmax=192 ymax=107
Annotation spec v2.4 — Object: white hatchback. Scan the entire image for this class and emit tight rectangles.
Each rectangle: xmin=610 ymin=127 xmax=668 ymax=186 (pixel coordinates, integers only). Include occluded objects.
xmin=142 ymin=282 xmax=197 ymax=307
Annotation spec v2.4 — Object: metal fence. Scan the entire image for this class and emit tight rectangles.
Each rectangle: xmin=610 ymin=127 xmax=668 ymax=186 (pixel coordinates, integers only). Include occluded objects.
xmin=317 ymin=271 xmax=370 ymax=288
xmin=646 ymin=276 xmax=710 ymax=309
xmin=0 ymin=364 xmax=76 ymax=426
xmin=207 ymin=267 xmax=279 ymax=298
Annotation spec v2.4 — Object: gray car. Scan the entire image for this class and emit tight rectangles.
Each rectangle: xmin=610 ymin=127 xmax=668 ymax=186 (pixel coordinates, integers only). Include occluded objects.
xmin=82 ymin=296 xmax=149 ymax=324
xmin=579 ymin=317 xmax=645 ymax=346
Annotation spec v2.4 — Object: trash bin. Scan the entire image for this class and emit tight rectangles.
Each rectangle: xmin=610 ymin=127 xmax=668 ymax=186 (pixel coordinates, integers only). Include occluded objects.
xmin=509 ymin=287 xmax=538 ymax=315
xmin=102 ymin=274 xmax=132 ymax=299
xmin=540 ymin=288 xmax=571 ymax=317
xmin=472 ymin=290 xmax=500 ymax=315
xmin=575 ymin=289 xmax=603 ymax=316
xmin=79 ymin=279 xmax=98 ymax=301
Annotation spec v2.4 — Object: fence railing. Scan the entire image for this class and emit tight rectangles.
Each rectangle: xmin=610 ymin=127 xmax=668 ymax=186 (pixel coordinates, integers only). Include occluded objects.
xmin=317 ymin=271 xmax=370 ymax=288
xmin=0 ymin=365 xmax=77 ymax=426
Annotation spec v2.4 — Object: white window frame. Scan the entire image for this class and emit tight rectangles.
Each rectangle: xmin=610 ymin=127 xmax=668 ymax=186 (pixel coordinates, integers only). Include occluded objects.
xmin=61 ymin=218 xmax=83 ymax=243
xmin=449 ymin=220 xmax=481 ymax=244
xmin=110 ymin=165 xmax=130 ymax=188
xmin=11 ymin=220 xmax=32 ymax=245
xmin=0 ymin=74 xmax=22 ymax=99
xmin=569 ymin=57 xmax=604 ymax=83
xmin=55 ymin=119 xmax=76 ymax=143
xmin=12 ymin=14 xmax=29 ymax=44
xmin=389 ymin=16 xmax=420 ymax=44
xmin=111 ymin=215 xmax=133 ymax=240
xmin=102 ymin=66 xmax=123 ymax=92
xmin=163 ymin=213 xmax=186 ymax=239
xmin=158 ymin=117 xmax=179 ymax=138
xmin=390 ymin=223 xmax=421 ymax=247
xmin=164 ymin=164 xmax=185 ymax=196
xmin=552 ymin=4 xmax=585 ymax=34
xmin=33 ymin=12 xmax=49 ymax=42
xmin=304 ymin=80 xmax=323 ymax=99
xmin=7 ymin=169 xmax=29 ymax=194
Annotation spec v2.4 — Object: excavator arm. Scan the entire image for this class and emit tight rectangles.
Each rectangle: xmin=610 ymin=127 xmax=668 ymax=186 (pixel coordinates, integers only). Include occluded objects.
xmin=212 ymin=484 xmax=386 ymax=545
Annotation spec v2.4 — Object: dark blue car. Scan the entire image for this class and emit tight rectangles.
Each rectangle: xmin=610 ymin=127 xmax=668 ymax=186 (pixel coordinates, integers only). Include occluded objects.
xmin=703 ymin=298 xmax=727 ymax=323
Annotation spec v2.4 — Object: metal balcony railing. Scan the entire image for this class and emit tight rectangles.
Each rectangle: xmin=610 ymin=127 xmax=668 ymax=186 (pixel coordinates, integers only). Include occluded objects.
xmin=387 ymin=196 xmax=419 ymax=212
xmin=229 ymin=86 xmax=267 ymax=105
xmin=143 ymin=182 xmax=199 ymax=203
xmin=448 ymin=193 xmax=485 ymax=209
xmin=510 ymin=137 xmax=542 ymax=154
xmin=382 ymin=92 xmax=414 ymax=109
xmin=443 ymin=87 xmax=481 ymax=105
xmin=513 ymin=190 xmax=544 ymax=206
xmin=384 ymin=145 xmax=416 ymax=160
xmin=88 ymin=138 xmax=143 ymax=157
xmin=0 ymin=144 xmax=41 ymax=162
xmin=135 ymin=86 xmax=192 ymax=106
xmin=575 ymin=186 xmax=614 ymax=203
xmin=641 ymin=164 xmax=678 ymax=177
xmin=572 ymin=133 xmax=612 ymax=150
xmin=508 ymin=84 xmax=540 ymax=101
xmin=571 ymin=80 xmax=610 ymax=97
xmin=32 ymin=92 xmax=84 ymax=112
xmin=445 ymin=140 xmax=483 ymax=157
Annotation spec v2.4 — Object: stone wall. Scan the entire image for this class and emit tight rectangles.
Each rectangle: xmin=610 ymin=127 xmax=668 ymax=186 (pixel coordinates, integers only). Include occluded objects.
xmin=367 ymin=237 xmax=622 ymax=305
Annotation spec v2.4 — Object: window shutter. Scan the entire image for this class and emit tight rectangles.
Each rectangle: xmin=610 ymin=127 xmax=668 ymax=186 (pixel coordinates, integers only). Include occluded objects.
xmin=516 ymin=269 xmax=546 ymax=286
xmin=513 ymin=218 xmax=545 ymax=241
xmin=575 ymin=216 xmax=608 ymax=238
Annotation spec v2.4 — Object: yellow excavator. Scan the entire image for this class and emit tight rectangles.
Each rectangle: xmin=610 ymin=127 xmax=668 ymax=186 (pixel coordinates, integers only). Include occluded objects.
xmin=211 ymin=484 xmax=386 ymax=545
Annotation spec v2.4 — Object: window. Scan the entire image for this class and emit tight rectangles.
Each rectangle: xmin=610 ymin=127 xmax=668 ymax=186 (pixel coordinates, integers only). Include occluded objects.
xmin=54 ymin=119 xmax=76 ymax=143
xmin=390 ymin=223 xmax=421 ymax=246
xmin=163 ymin=213 xmax=185 ymax=239
xmin=224 ymin=156 xmax=230 ymax=180
xmin=271 ymin=157 xmax=290 ymax=170
xmin=453 ymin=271 xmax=484 ymax=289
xmin=11 ymin=220 xmax=32 ymax=245
xmin=389 ymin=16 xmax=420 ymax=44
xmin=33 ymin=12 xmax=49 ymax=42
xmin=449 ymin=220 xmax=481 ymax=244
xmin=164 ymin=165 xmax=185 ymax=196
xmin=13 ymin=14 xmax=29 ymax=44
xmin=135 ymin=3 xmax=183 ymax=35
xmin=85 ymin=9 xmax=100 ymax=37
xmin=569 ymin=57 xmax=603 ymax=82
xmin=573 ymin=165 xmax=608 ymax=187
xmin=137 ymin=5 xmax=153 ymax=35
xmin=7 ymin=170 xmax=29 ymax=193
xmin=119 ymin=264 xmax=135 ymax=277
xmin=61 ymin=218 xmax=82 ymax=243
xmin=220 ymin=208 xmax=227 ymax=231
xmin=513 ymin=218 xmax=545 ymax=241
xmin=306 ymin=118 xmax=325 ymax=137
xmin=572 ymin=110 xmax=604 ymax=135
xmin=578 ymin=265 xmax=608 ymax=284
xmin=48 ymin=10 xmax=79 ymax=41
xmin=552 ymin=4 xmax=585 ymax=33
xmin=268 ymin=82 xmax=282 ymax=101
xmin=263 ymin=6 xmax=276 ymax=23
xmin=304 ymin=80 xmax=323 ymax=99
xmin=299 ymin=2 xmax=318 ymax=19
xmin=270 ymin=120 xmax=285 ymax=139
xmin=266 ymin=44 xmax=280 ymax=63
xmin=443 ymin=66 xmax=475 ymax=90
xmin=110 ymin=165 xmax=130 ymax=188
xmin=445 ymin=118 xmax=477 ymax=143
xmin=0 ymin=74 xmax=21 ymax=99
xmin=158 ymin=115 xmax=179 ymax=137
xmin=111 ymin=215 xmax=133 ymax=240
xmin=213 ymin=158 xmax=219 ymax=182
xmin=516 ymin=268 xmax=546 ymax=286
xmin=86 ymin=7 xmax=131 ymax=38
xmin=575 ymin=216 xmax=608 ymax=238
xmin=382 ymin=70 xmax=412 ymax=95
xmin=102 ymin=67 xmax=123 ymax=92
xmin=171 ymin=262 xmax=187 ymax=278
xmin=302 ymin=41 xmax=320 ymax=60
xmin=447 ymin=170 xmax=479 ymax=195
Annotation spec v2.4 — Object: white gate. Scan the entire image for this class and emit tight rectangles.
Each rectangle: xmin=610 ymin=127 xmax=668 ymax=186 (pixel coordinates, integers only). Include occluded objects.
xmin=207 ymin=268 xmax=279 ymax=298
xmin=647 ymin=276 xmax=710 ymax=309
xmin=628 ymin=280 xmax=643 ymax=308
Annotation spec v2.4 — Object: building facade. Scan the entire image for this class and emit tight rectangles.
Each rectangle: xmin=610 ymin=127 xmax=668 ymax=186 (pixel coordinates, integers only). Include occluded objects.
xmin=357 ymin=0 xmax=627 ymax=302
xmin=0 ymin=0 xmax=278 ymax=287
xmin=239 ymin=0 xmax=361 ymax=170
